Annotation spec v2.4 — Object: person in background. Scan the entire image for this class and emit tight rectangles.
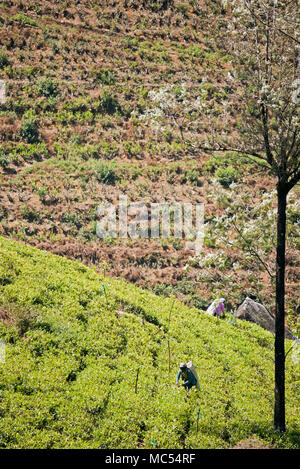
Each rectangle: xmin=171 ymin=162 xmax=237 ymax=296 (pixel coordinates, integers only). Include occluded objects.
xmin=216 ymin=297 xmax=225 ymax=318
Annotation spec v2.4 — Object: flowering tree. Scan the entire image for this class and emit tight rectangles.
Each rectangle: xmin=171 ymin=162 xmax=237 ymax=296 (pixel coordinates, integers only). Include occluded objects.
xmin=224 ymin=0 xmax=300 ymax=434
xmin=197 ymin=181 xmax=299 ymax=309
xmin=138 ymin=83 xmax=204 ymax=142
xmin=140 ymin=0 xmax=300 ymax=432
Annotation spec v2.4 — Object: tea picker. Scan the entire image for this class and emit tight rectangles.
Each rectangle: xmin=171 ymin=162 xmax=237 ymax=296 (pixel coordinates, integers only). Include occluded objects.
xmin=206 ymin=297 xmax=226 ymax=318
xmin=176 ymin=362 xmax=200 ymax=390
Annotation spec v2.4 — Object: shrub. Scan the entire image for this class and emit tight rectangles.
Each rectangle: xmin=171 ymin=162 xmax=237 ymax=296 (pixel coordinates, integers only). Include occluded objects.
xmin=71 ymin=144 xmax=98 ymax=161
xmin=13 ymin=14 xmax=38 ymax=27
xmin=20 ymin=205 xmax=41 ymax=223
xmin=61 ymin=212 xmax=82 ymax=230
xmin=101 ymin=92 xmax=121 ymax=115
xmin=176 ymin=2 xmax=190 ymax=15
xmin=20 ymin=112 xmax=39 ymax=144
xmin=215 ymin=166 xmax=239 ymax=188
xmin=0 ymin=147 xmax=10 ymax=167
xmin=0 ymin=252 xmax=20 ymax=286
xmin=184 ymin=168 xmax=201 ymax=186
xmin=186 ymin=45 xmax=205 ymax=59
xmin=98 ymin=140 xmax=118 ymax=160
xmin=94 ymin=69 xmax=115 ymax=85
xmin=94 ymin=161 xmax=117 ymax=185
xmin=36 ymin=78 xmax=59 ymax=98
xmin=11 ymin=142 xmax=48 ymax=162
xmin=0 ymin=51 xmax=10 ymax=69
xmin=204 ymin=152 xmax=249 ymax=174
xmin=126 ymin=0 xmax=173 ymax=11
xmin=123 ymin=141 xmax=143 ymax=158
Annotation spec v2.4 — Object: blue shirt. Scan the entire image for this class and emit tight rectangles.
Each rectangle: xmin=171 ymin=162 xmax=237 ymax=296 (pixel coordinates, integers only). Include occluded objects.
xmin=176 ymin=368 xmax=197 ymax=388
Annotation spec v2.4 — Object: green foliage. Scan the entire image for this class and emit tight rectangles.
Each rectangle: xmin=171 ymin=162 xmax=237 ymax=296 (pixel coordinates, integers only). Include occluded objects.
xmin=127 ymin=0 xmax=173 ymax=12
xmin=20 ymin=205 xmax=42 ymax=223
xmin=185 ymin=45 xmax=205 ymax=59
xmin=215 ymin=166 xmax=239 ymax=188
xmin=101 ymin=92 xmax=121 ymax=115
xmin=61 ymin=212 xmax=82 ymax=230
xmin=176 ymin=2 xmax=190 ymax=15
xmin=94 ymin=69 xmax=115 ymax=85
xmin=204 ymin=152 xmax=248 ymax=173
xmin=35 ymin=78 xmax=59 ymax=98
xmin=93 ymin=161 xmax=117 ymax=185
xmin=2 ymin=142 xmax=48 ymax=164
xmin=184 ymin=168 xmax=201 ymax=186
xmin=12 ymin=13 xmax=38 ymax=27
xmin=0 ymin=50 xmax=10 ymax=68
xmin=202 ymin=152 xmax=245 ymax=187
xmin=20 ymin=112 xmax=39 ymax=144
xmin=0 ymin=237 xmax=299 ymax=449
xmin=123 ymin=141 xmax=143 ymax=158
xmin=0 ymin=146 xmax=10 ymax=167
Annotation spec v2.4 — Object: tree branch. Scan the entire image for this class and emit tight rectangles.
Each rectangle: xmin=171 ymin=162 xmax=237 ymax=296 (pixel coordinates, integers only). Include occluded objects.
xmin=186 ymin=141 xmax=267 ymax=161
xmin=231 ymin=219 xmax=275 ymax=279
xmin=260 ymin=103 xmax=275 ymax=167
xmin=243 ymin=0 xmax=300 ymax=45
xmin=286 ymin=169 xmax=300 ymax=193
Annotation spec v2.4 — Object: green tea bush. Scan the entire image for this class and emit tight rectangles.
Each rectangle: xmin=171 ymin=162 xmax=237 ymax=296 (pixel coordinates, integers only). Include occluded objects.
xmin=0 ymin=147 xmax=10 ymax=167
xmin=215 ymin=166 xmax=239 ymax=188
xmin=0 ymin=237 xmax=299 ymax=449
xmin=127 ymin=0 xmax=174 ymax=12
xmin=20 ymin=205 xmax=41 ymax=223
xmin=186 ymin=45 xmax=205 ymax=59
xmin=176 ymin=2 xmax=190 ymax=16
xmin=35 ymin=78 xmax=59 ymax=98
xmin=61 ymin=212 xmax=82 ymax=230
xmin=184 ymin=168 xmax=201 ymax=186
xmin=94 ymin=69 xmax=115 ymax=85
xmin=12 ymin=13 xmax=38 ymax=27
xmin=5 ymin=142 xmax=48 ymax=163
xmin=93 ymin=161 xmax=117 ymax=185
xmin=101 ymin=92 xmax=121 ymax=115
xmin=20 ymin=112 xmax=39 ymax=144
xmin=0 ymin=50 xmax=10 ymax=68
xmin=123 ymin=141 xmax=143 ymax=158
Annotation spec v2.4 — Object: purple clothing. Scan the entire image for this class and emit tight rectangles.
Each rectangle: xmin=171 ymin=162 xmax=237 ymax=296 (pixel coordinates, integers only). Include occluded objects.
xmin=216 ymin=302 xmax=224 ymax=316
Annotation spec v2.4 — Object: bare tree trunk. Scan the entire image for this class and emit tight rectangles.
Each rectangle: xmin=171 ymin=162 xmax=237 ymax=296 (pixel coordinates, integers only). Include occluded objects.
xmin=274 ymin=181 xmax=287 ymax=432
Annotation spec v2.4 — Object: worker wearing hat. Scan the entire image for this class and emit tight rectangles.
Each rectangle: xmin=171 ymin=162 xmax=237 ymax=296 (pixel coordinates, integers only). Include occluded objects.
xmin=176 ymin=363 xmax=197 ymax=390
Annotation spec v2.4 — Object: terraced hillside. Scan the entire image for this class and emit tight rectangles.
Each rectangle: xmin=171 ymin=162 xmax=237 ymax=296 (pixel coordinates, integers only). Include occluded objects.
xmin=0 ymin=4 xmax=299 ymax=332
xmin=0 ymin=236 xmax=299 ymax=449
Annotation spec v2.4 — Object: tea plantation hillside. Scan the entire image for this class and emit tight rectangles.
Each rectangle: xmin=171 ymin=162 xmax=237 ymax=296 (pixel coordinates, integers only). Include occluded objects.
xmin=1 ymin=0 xmax=299 ymax=321
xmin=0 ymin=236 xmax=299 ymax=449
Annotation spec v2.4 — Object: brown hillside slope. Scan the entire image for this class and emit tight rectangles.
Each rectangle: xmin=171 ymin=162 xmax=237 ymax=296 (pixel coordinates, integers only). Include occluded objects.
xmin=0 ymin=0 xmax=299 ymax=327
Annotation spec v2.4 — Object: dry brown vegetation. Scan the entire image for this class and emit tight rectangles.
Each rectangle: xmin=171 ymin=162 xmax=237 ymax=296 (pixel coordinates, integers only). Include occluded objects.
xmin=0 ymin=0 xmax=298 ymax=325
